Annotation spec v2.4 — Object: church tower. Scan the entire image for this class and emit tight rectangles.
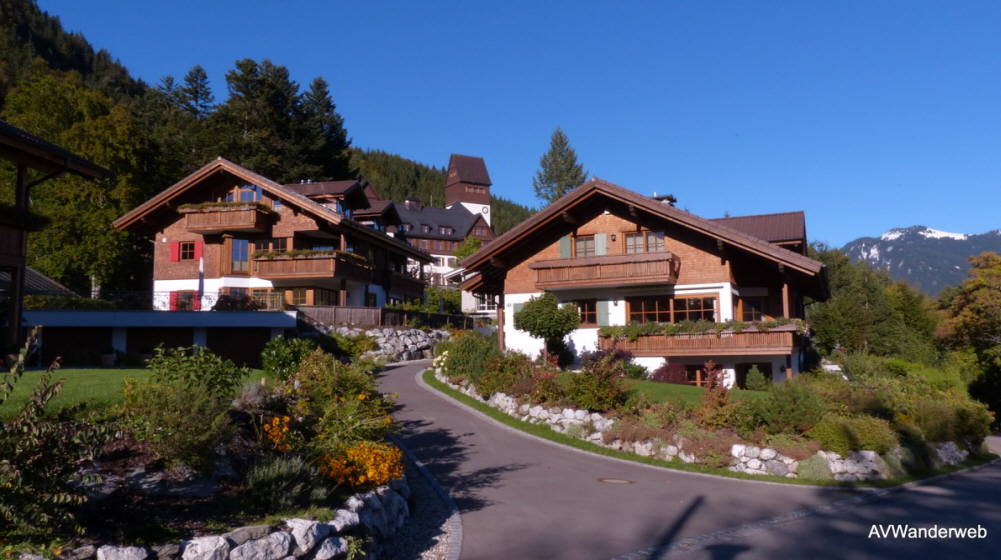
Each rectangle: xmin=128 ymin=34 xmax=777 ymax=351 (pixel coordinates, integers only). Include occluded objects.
xmin=444 ymin=154 xmax=492 ymax=225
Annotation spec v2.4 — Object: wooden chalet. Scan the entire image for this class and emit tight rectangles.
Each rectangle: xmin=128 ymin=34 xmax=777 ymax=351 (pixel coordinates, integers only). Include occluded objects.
xmin=459 ymin=178 xmax=830 ymax=387
xmin=113 ymin=158 xmax=431 ymax=310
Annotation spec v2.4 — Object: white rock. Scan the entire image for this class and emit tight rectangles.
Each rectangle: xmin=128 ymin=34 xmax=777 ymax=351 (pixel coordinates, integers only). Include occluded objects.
xmin=575 ymin=409 xmax=588 ymax=421
xmin=285 ymin=519 xmax=329 ymax=555
xmin=744 ymin=446 xmax=760 ymax=459
xmin=562 ymin=408 xmax=575 ymax=419
xmin=313 ymin=538 xmax=348 ymax=560
xmin=182 ymin=537 xmax=230 ymax=560
xmin=98 ymin=547 xmax=148 ymax=560
xmin=760 ymin=448 xmax=777 ymax=461
xmin=731 ymin=444 xmax=746 ymax=458
xmin=230 ymin=532 xmax=292 ymax=560
xmin=679 ymin=452 xmax=696 ymax=464
xmin=344 ymin=495 xmax=365 ymax=512
xmin=858 ymin=450 xmax=878 ymax=461
xmin=664 ymin=445 xmax=678 ymax=456
xmin=635 ymin=442 xmax=652 ymax=457
xmin=747 ymin=458 xmax=762 ymax=470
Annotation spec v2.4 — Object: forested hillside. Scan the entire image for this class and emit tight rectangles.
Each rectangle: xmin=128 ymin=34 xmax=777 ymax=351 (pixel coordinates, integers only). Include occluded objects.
xmin=0 ymin=0 xmax=534 ymax=294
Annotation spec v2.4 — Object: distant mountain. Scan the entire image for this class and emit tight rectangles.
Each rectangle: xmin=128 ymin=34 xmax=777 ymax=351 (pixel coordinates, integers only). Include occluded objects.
xmin=842 ymin=226 xmax=1001 ymax=294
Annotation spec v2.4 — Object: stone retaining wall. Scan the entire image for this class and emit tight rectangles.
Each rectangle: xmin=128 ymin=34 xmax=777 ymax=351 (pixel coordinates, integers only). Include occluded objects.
xmin=30 ymin=478 xmax=412 ymax=560
xmin=316 ymin=326 xmax=450 ymax=363
xmin=434 ymin=369 xmax=971 ymax=482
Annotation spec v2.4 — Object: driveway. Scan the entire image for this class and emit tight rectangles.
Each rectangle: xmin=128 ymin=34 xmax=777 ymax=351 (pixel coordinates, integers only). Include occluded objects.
xmin=379 ymin=361 xmax=1001 ymax=560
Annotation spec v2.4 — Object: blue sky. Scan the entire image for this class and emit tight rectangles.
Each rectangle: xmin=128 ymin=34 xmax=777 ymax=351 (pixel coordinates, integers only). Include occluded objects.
xmin=38 ymin=1 xmax=1001 ymax=246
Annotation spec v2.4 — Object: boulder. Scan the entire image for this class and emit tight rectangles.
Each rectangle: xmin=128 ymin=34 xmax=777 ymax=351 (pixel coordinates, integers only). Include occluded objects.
xmin=764 ymin=460 xmax=788 ymax=477
xmin=329 ymin=509 xmax=360 ymax=533
xmin=731 ymin=444 xmax=746 ymax=458
xmin=230 ymin=532 xmax=292 ymax=560
xmin=222 ymin=526 xmax=272 ymax=547
xmin=97 ymin=547 xmax=148 ymax=560
xmin=284 ymin=519 xmax=330 ymax=555
xmin=746 ymin=458 xmax=762 ymax=471
xmin=759 ymin=448 xmax=777 ymax=461
xmin=744 ymin=446 xmax=761 ymax=459
xmin=71 ymin=547 xmax=98 ymax=560
xmin=313 ymin=538 xmax=349 ymax=560
xmin=344 ymin=495 xmax=366 ymax=512
xmin=151 ymin=545 xmax=180 ymax=560
xmin=182 ymin=537 xmax=230 ymax=560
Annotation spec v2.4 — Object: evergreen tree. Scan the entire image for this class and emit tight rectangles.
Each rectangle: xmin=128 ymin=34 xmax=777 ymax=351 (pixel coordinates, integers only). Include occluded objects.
xmin=301 ymin=77 xmax=351 ymax=180
xmin=532 ymin=127 xmax=587 ymax=205
xmin=179 ymin=65 xmax=214 ymax=119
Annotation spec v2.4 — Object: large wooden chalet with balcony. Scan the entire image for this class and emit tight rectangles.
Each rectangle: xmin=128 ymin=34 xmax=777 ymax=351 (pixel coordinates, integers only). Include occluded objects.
xmin=113 ymin=158 xmax=431 ymax=311
xmin=459 ymin=178 xmax=830 ymax=388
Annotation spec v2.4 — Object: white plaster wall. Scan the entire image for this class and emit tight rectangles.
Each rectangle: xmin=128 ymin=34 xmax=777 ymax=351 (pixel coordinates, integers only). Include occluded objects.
xmin=503 ymin=292 xmax=545 ymax=358
xmin=568 ymin=327 xmax=600 ymax=362
xmin=458 ymin=202 xmax=490 ymax=226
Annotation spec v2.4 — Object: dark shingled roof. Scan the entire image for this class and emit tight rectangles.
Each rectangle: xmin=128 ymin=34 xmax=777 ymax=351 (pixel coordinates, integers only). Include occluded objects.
xmin=0 ymin=120 xmax=109 ymax=179
xmin=394 ymin=204 xmax=481 ymax=241
xmin=0 ymin=267 xmax=78 ymax=297
xmin=285 ymin=180 xmax=361 ymax=197
xmin=449 ymin=154 xmax=491 ymax=186
xmin=710 ymin=211 xmax=805 ymax=243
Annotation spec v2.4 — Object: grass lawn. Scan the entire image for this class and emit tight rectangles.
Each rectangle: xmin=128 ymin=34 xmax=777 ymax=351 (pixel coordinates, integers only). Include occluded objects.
xmin=628 ymin=379 xmax=769 ymax=406
xmin=1 ymin=367 xmax=268 ymax=420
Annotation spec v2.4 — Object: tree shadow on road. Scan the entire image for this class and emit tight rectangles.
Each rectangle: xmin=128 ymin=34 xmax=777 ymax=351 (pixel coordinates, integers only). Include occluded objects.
xmin=394 ymin=416 xmax=531 ymax=513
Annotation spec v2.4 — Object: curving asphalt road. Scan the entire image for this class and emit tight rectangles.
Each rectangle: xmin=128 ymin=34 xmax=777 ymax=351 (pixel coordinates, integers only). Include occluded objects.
xmin=378 ymin=361 xmax=1001 ymax=560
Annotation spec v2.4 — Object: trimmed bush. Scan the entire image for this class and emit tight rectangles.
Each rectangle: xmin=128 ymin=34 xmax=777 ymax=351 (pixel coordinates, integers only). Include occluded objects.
xmin=261 ymin=336 xmax=318 ymax=382
xmin=478 ymin=352 xmax=534 ymax=398
xmin=797 ymin=454 xmax=833 ymax=481
xmin=745 ymin=366 xmax=770 ymax=392
xmin=565 ymin=356 xmax=629 ymax=411
xmin=440 ymin=331 xmax=500 ymax=385
xmin=845 ymin=415 xmax=898 ymax=453
xmin=650 ymin=361 xmax=688 ymax=385
xmin=807 ymin=414 xmax=853 ymax=456
xmin=755 ymin=379 xmax=827 ymax=435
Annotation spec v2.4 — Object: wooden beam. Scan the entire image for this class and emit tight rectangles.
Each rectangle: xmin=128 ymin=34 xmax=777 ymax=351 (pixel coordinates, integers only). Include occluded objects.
xmin=562 ymin=211 xmax=576 ymax=225
xmin=489 ymin=257 xmax=505 ymax=268
xmin=497 ymin=293 xmax=506 ymax=350
xmin=782 ymin=279 xmax=790 ymax=319
xmin=628 ymin=204 xmax=638 ymax=218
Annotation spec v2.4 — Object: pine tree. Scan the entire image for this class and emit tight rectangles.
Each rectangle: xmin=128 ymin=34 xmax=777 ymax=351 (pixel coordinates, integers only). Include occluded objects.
xmin=301 ymin=77 xmax=351 ymax=180
xmin=532 ymin=127 xmax=587 ymax=205
xmin=179 ymin=65 xmax=214 ymax=119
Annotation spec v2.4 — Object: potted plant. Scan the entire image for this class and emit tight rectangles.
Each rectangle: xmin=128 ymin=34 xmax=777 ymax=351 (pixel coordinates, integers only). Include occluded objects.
xmin=99 ymin=346 xmax=117 ymax=368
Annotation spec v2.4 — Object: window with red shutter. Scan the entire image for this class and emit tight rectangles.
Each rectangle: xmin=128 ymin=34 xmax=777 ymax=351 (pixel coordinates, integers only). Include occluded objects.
xmin=169 ymin=291 xmax=179 ymax=310
xmin=170 ymin=242 xmax=180 ymax=262
xmin=194 ymin=241 xmax=203 ymax=260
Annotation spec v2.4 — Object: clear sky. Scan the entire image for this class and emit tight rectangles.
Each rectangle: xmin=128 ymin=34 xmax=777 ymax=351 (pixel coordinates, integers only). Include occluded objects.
xmin=36 ymin=1 xmax=1001 ymax=246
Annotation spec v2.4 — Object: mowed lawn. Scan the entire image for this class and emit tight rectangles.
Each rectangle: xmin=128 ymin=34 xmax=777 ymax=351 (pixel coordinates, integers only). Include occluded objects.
xmin=627 ymin=378 xmax=769 ymax=405
xmin=1 ymin=367 xmax=268 ymax=420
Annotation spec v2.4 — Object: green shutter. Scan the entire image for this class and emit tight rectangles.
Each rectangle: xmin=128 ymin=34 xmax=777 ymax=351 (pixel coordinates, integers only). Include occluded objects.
xmin=512 ymin=303 xmax=524 ymax=328
xmin=595 ymin=234 xmax=607 ymax=256
xmin=597 ymin=300 xmax=610 ymax=326
xmin=559 ymin=236 xmax=572 ymax=258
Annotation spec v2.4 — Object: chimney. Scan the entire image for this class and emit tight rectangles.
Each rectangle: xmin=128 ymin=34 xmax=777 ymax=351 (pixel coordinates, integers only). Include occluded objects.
xmin=404 ymin=197 xmax=423 ymax=211
xmin=652 ymin=194 xmax=677 ymax=206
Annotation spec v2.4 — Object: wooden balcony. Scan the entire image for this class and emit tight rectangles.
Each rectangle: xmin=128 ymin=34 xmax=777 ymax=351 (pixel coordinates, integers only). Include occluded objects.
xmin=254 ymin=254 xmax=374 ymax=283
xmin=181 ymin=205 xmax=269 ymax=233
xmin=386 ymin=270 xmax=426 ymax=299
xmin=529 ymin=252 xmax=679 ymax=290
xmin=599 ymin=329 xmax=795 ymax=357
xmin=0 ymin=222 xmax=26 ymax=268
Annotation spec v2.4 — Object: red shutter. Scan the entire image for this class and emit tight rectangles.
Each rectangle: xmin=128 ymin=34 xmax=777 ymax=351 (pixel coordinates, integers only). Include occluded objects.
xmin=169 ymin=291 xmax=179 ymax=310
xmin=170 ymin=242 xmax=180 ymax=262
xmin=194 ymin=241 xmax=203 ymax=260
xmin=192 ymin=294 xmax=202 ymax=311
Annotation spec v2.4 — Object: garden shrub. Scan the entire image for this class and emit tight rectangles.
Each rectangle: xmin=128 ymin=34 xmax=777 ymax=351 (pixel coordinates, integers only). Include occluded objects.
xmin=478 ymin=352 xmax=534 ymax=397
xmin=123 ymin=377 xmax=235 ymax=474
xmin=693 ymin=361 xmax=737 ymax=430
xmin=531 ymin=366 xmax=565 ymax=403
xmin=806 ymin=414 xmax=853 ymax=456
xmin=327 ymin=332 xmax=378 ymax=361
xmin=755 ymin=378 xmax=827 ymax=435
xmin=564 ymin=355 xmax=629 ymax=411
xmin=582 ymin=348 xmax=646 ymax=379
xmin=440 ymin=330 xmax=500 ymax=385
xmin=797 ymin=454 xmax=833 ymax=481
xmin=244 ymin=455 xmax=336 ymax=512
xmin=650 ymin=361 xmax=688 ymax=385
xmin=745 ymin=365 xmax=770 ymax=392
xmin=147 ymin=345 xmax=250 ymax=399
xmin=313 ymin=394 xmax=394 ymax=447
xmin=845 ymin=415 xmax=898 ymax=454
xmin=1 ymin=331 xmax=116 ymax=541
xmin=513 ymin=292 xmax=579 ymax=363
xmin=261 ymin=336 xmax=318 ymax=382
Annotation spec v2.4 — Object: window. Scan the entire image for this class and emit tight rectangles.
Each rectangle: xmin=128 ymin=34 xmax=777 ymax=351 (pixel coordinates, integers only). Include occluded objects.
xmin=627 ymin=296 xmax=671 ymax=324
xmin=315 ymin=288 xmax=336 ymax=306
xmin=231 ymin=239 xmax=249 ymax=272
xmin=273 ymin=198 xmax=283 ymax=210
xmin=625 ymin=231 xmax=665 ymax=253
xmin=742 ymin=298 xmax=767 ymax=322
xmin=365 ymin=292 xmax=377 ymax=307
xmin=421 ymin=225 xmax=431 ymax=233
xmin=436 ymin=240 xmax=443 ymax=251
xmin=290 ymin=288 xmax=308 ymax=306
xmin=577 ymin=300 xmax=598 ymax=326
xmin=399 ymin=224 xmax=411 ymax=232
xmin=574 ymin=235 xmax=595 ymax=258
xmin=475 ymin=294 xmax=497 ymax=312
xmin=311 ymin=244 xmax=334 ymax=251
xmin=175 ymin=291 xmax=200 ymax=311
xmin=439 ymin=226 xmax=453 ymax=235
xmin=239 ymin=185 xmax=263 ymax=202
xmin=257 ymin=238 xmax=288 ymax=253
xmin=179 ymin=242 xmax=196 ymax=261
xmin=674 ymin=296 xmax=716 ymax=322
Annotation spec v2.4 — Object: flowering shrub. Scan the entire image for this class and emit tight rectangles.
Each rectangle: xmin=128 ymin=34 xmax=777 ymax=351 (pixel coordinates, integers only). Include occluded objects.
xmin=320 ymin=441 xmax=404 ymax=488
xmin=261 ymin=336 xmax=318 ymax=382
xmin=262 ymin=415 xmax=294 ymax=452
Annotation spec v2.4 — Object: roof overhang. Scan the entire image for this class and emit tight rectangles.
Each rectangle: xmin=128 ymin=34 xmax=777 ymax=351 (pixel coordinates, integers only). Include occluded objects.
xmin=0 ymin=120 xmax=109 ymax=180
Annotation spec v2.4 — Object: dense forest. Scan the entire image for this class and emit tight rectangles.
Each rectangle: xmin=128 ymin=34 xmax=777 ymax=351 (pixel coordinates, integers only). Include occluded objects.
xmin=0 ymin=0 xmax=534 ymax=294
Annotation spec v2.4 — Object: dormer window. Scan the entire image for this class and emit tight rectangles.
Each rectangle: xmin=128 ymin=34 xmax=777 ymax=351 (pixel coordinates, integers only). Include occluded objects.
xmin=439 ymin=226 xmax=454 ymax=235
xmin=421 ymin=224 xmax=431 ymax=234
xmin=399 ymin=224 xmax=412 ymax=233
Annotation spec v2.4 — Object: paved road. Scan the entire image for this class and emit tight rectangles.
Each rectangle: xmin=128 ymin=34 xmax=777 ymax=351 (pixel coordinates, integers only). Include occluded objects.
xmin=378 ymin=361 xmax=1001 ymax=560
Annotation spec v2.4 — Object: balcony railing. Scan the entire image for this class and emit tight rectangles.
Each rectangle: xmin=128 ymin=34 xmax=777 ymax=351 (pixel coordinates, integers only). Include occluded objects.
xmin=181 ymin=205 xmax=269 ymax=233
xmin=529 ymin=252 xmax=679 ymax=289
xmin=254 ymin=254 xmax=374 ymax=283
xmin=386 ymin=270 xmax=426 ymax=298
xmin=21 ymin=291 xmax=287 ymax=311
xmin=599 ymin=329 xmax=795 ymax=357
